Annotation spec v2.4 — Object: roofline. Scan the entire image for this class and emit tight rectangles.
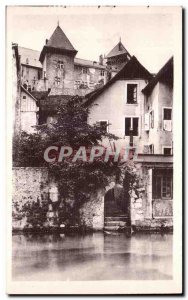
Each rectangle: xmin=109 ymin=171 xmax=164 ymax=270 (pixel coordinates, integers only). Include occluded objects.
xmin=12 ymin=43 xmax=20 ymax=72
xmin=39 ymin=45 xmax=78 ymax=63
xmin=18 ymin=46 xmax=40 ymax=52
xmin=106 ymin=41 xmax=132 ymax=59
xmin=21 ymin=85 xmax=38 ymax=102
xmin=84 ymin=55 xmax=152 ymax=106
xmin=142 ymin=56 xmax=173 ymax=95
xmin=74 ymin=61 xmax=106 ymax=69
xmin=21 ymin=63 xmax=42 ymax=70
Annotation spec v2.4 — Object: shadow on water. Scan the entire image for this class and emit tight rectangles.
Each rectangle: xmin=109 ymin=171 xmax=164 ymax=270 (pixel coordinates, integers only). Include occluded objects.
xmin=12 ymin=232 xmax=173 ymax=281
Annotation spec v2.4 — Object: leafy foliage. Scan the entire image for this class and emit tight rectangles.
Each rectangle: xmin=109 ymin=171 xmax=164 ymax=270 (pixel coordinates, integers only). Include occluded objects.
xmin=14 ymin=96 xmax=122 ymax=223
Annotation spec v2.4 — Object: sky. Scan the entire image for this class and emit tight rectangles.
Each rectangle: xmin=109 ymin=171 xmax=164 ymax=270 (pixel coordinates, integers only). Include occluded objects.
xmin=7 ymin=6 xmax=178 ymax=73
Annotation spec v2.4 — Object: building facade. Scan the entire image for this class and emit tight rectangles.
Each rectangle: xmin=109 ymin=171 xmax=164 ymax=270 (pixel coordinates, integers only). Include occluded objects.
xmin=85 ymin=56 xmax=173 ymax=230
xmin=18 ymin=25 xmax=130 ymax=96
xmin=12 ymin=24 xmax=173 ymax=231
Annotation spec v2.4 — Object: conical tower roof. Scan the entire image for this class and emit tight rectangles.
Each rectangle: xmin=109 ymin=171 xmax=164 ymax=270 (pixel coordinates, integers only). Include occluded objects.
xmin=46 ymin=25 xmax=76 ymax=51
xmin=106 ymin=41 xmax=130 ymax=58
xmin=39 ymin=25 xmax=77 ymax=62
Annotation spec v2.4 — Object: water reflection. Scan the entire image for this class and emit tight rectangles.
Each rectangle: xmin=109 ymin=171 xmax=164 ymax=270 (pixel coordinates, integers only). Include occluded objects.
xmin=12 ymin=232 xmax=173 ymax=281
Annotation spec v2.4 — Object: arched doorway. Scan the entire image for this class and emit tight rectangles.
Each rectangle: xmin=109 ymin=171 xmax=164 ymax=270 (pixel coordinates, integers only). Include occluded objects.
xmin=104 ymin=185 xmax=130 ymax=231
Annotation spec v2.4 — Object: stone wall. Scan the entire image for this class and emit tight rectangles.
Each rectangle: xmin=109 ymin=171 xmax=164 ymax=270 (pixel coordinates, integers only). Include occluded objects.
xmin=79 ymin=189 xmax=104 ymax=230
xmin=12 ymin=167 xmax=49 ymax=230
xmin=12 ymin=167 xmax=105 ymax=231
xmin=130 ymin=163 xmax=173 ymax=231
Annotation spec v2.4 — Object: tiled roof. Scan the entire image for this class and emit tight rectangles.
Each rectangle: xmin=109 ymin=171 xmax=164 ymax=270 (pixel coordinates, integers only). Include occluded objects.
xmin=74 ymin=58 xmax=105 ymax=69
xmin=39 ymin=25 xmax=77 ymax=62
xmin=30 ymin=91 xmax=49 ymax=100
xmin=142 ymin=57 xmax=173 ymax=95
xmin=85 ymin=56 xmax=152 ymax=106
xmin=46 ymin=25 xmax=76 ymax=52
xmin=38 ymin=94 xmax=79 ymax=111
xmin=18 ymin=46 xmax=108 ymax=71
xmin=18 ymin=47 xmax=42 ymax=68
xmin=106 ymin=41 xmax=130 ymax=58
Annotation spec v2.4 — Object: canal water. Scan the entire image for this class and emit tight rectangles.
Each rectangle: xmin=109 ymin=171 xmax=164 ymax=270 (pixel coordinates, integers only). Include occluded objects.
xmin=12 ymin=232 xmax=173 ymax=281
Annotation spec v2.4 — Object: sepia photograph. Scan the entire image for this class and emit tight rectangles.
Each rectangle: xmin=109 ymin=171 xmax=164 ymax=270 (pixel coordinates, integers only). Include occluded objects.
xmin=6 ymin=5 xmax=182 ymax=294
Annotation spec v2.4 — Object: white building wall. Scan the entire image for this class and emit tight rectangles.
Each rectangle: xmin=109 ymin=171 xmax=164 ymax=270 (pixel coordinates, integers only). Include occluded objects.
xmin=20 ymin=90 xmax=38 ymax=133
xmin=146 ymin=82 xmax=173 ymax=154
xmin=88 ymin=79 xmax=148 ymax=154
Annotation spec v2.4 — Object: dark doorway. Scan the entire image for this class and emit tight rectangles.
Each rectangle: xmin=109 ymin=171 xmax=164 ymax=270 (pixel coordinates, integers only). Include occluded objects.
xmin=104 ymin=185 xmax=128 ymax=217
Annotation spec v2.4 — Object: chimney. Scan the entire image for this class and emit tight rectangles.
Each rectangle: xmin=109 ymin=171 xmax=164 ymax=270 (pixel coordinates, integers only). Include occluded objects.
xmin=45 ymin=39 xmax=48 ymax=45
xmin=99 ymin=54 xmax=103 ymax=65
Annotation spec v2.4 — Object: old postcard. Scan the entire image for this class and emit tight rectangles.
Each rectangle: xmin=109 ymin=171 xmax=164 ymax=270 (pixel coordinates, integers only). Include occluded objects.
xmin=6 ymin=6 xmax=182 ymax=294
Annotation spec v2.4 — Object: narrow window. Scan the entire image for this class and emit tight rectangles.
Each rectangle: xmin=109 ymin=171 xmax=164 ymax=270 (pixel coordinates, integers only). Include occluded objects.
xmin=127 ymin=84 xmax=137 ymax=104
xmin=82 ymin=67 xmax=88 ymax=74
xmin=57 ymin=61 xmax=64 ymax=69
xmin=38 ymin=70 xmax=41 ymax=80
xmin=149 ymin=144 xmax=154 ymax=154
xmin=55 ymin=77 xmax=60 ymax=86
xmin=125 ymin=117 xmax=139 ymax=136
xmin=163 ymin=108 xmax=172 ymax=131
xmin=149 ymin=110 xmax=154 ymax=128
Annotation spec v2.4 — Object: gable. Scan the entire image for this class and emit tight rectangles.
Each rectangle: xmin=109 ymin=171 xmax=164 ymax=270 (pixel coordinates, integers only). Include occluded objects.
xmin=21 ymin=89 xmax=38 ymax=112
xmin=85 ymin=56 xmax=152 ymax=106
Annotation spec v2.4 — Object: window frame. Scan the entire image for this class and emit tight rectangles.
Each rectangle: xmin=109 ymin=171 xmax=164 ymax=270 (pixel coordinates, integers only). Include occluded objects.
xmin=152 ymin=169 xmax=173 ymax=200
xmin=162 ymin=107 xmax=172 ymax=131
xmin=124 ymin=116 xmax=139 ymax=137
xmin=149 ymin=110 xmax=154 ymax=129
xmin=55 ymin=76 xmax=60 ymax=86
xmin=162 ymin=146 xmax=172 ymax=155
xmin=97 ymin=120 xmax=109 ymax=133
xmin=82 ymin=67 xmax=88 ymax=74
xmin=126 ymin=82 xmax=138 ymax=104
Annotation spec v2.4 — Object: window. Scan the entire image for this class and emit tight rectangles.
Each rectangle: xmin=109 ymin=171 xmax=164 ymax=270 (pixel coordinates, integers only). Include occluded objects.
xmin=57 ymin=60 xmax=64 ymax=69
xmin=125 ymin=117 xmax=139 ymax=136
xmin=26 ymin=58 xmax=29 ymax=64
xmin=164 ymin=108 xmax=172 ymax=120
xmin=127 ymin=84 xmax=137 ymax=104
xmin=149 ymin=110 xmax=154 ymax=128
xmin=38 ymin=70 xmax=41 ymax=80
xmin=55 ymin=77 xmax=60 ymax=86
xmin=163 ymin=108 xmax=172 ymax=131
xmin=149 ymin=144 xmax=154 ymax=154
xmin=97 ymin=120 xmax=108 ymax=133
xmin=74 ymin=65 xmax=82 ymax=72
xmin=82 ymin=67 xmax=88 ymax=74
xmin=100 ymin=70 xmax=105 ymax=76
xmin=22 ymin=96 xmax=26 ymax=99
xmin=163 ymin=147 xmax=172 ymax=155
xmin=153 ymin=169 xmax=173 ymax=199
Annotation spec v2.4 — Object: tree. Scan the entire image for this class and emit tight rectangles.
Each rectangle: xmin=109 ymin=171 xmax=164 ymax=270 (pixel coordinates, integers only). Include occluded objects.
xmin=14 ymin=96 xmax=122 ymax=225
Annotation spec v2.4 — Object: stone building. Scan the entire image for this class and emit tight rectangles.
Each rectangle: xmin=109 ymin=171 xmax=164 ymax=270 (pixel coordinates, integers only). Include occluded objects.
xmin=85 ymin=56 xmax=173 ymax=230
xmin=12 ymin=24 xmax=173 ymax=231
xmin=12 ymin=43 xmax=21 ymax=139
xmin=18 ymin=24 xmax=130 ymax=97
